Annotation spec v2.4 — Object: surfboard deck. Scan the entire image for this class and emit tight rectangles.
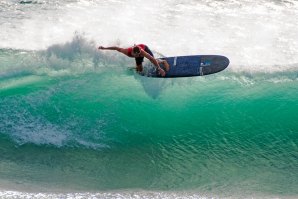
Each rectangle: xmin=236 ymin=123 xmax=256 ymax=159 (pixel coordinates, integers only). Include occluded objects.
xmin=140 ymin=55 xmax=229 ymax=78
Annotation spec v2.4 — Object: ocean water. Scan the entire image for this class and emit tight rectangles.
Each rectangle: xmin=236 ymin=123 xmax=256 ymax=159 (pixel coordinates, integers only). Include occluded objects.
xmin=1 ymin=0 xmax=298 ymax=198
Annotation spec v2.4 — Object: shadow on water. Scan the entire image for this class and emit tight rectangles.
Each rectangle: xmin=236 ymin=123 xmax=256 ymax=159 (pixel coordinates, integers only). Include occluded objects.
xmin=132 ymin=72 xmax=177 ymax=99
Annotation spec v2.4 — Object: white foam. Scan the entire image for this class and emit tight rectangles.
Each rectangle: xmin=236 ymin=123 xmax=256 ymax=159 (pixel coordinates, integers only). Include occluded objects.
xmin=1 ymin=0 xmax=298 ymax=69
xmin=1 ymin=189 xmax=295 ymax=199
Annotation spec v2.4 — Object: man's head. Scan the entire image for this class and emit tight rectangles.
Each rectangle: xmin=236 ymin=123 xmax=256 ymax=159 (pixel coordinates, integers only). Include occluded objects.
xmin=132 ymin=46 xmax=141 ymax=56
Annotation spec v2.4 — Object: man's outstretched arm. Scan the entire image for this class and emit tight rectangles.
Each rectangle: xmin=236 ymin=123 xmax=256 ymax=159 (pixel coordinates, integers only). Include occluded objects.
xmin=98 ymin=46 xmax=127 ymax=55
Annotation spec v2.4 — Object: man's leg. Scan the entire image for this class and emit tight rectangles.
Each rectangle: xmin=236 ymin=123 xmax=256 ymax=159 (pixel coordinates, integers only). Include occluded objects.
xmin=135 ymin=57 xmax=144 ymax=72
xmin=136 ymin=64 xmax=143 ymax=72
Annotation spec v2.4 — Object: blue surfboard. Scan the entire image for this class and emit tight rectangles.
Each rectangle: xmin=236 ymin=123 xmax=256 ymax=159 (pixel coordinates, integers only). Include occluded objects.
xmin=141 ymin=55 xmax=229 ymax=78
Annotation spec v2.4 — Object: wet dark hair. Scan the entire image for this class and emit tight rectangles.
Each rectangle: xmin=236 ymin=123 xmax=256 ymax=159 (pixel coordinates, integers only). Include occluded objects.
xmin=133 ymin=46 xmax=141 ymax=54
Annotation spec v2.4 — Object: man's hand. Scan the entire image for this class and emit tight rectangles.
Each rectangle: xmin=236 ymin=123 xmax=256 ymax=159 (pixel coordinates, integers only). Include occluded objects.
xmin=98 ymin=46 xmax=105 ymax=50
xmin=158 ymin=67 xmax=166 ymax=77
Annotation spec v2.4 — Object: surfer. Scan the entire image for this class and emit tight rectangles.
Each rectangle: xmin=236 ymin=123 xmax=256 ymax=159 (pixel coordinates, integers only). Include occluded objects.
xmin=98 ymin=44 xmax=169 ymax=77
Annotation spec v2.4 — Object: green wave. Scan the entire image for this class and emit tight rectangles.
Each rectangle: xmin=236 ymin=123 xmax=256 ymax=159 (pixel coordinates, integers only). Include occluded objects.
xmin=1 ymin=43 xmax=298 ymax=196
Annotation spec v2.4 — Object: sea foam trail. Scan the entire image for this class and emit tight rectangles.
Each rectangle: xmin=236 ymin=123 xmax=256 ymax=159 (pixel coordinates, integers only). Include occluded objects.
xmin=0 ymin=35 xmax=133 ymax=79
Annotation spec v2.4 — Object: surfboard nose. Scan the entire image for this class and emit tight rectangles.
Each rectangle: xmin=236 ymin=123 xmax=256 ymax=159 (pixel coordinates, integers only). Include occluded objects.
xmin=222 ymin=56 xmax=230 ymax=68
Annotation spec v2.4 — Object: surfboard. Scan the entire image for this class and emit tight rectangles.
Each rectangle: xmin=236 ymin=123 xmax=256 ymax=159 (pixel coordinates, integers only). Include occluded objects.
xmin=140 ymin=55 xmax=229 ymax=78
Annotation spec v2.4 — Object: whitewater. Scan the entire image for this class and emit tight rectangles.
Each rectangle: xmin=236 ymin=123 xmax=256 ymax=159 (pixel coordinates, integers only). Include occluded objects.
xmin=1 ymin=0 xmax=298 ymax=198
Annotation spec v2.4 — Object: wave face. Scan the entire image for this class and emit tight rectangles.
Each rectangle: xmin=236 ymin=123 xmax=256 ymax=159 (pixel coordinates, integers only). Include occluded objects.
xmin=1 ymin=0 xmax=298 ymax=198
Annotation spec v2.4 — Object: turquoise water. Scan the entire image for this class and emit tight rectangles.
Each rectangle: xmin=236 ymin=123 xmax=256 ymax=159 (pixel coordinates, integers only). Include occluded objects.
xmin=1 ymin=48 xmax=298 ymax=198
xmin=1 ymin=0 xmax=298 ymax=198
